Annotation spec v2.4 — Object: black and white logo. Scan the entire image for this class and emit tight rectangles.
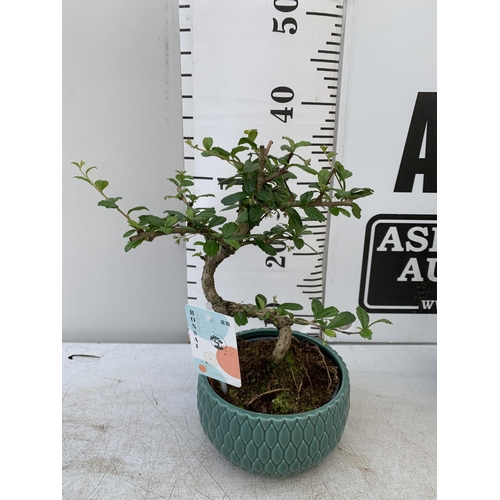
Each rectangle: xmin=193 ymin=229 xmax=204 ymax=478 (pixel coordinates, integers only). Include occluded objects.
xmin=359 ymin=214 xmax=437 ymax=314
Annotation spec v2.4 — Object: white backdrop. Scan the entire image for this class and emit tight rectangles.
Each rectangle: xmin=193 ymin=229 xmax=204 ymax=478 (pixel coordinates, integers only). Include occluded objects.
xmin=325 ymin=0 xmax=437 ymax=342
xmin=62 ymin=0 xmax=188 ymax=343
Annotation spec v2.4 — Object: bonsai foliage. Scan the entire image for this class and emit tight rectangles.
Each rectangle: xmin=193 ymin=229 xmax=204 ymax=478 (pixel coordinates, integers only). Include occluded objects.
xmin=72 ymin=129 xmax=391 ymax=362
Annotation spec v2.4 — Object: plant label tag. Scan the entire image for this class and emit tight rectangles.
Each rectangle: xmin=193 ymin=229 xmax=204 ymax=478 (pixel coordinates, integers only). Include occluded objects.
xmin=185 ymin=305 xmax=241 ymax=388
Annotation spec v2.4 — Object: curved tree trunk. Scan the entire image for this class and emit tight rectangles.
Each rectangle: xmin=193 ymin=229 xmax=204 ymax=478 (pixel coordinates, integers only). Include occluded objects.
xmin=201 ymin=246 xmax=292 ymax=363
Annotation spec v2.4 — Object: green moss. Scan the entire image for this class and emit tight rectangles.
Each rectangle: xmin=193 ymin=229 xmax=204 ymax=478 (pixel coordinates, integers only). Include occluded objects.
xmin=270 ymin=392 xmax=297 ymax=414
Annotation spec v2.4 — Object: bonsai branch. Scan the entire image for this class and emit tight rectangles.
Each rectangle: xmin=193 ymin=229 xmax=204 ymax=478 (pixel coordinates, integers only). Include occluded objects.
xmin=257 ymin=141 xmax=274 ymax=191
xmin=72 ymin=130 xmax=391 ymax=364
xmin=291 ymin=199 xmax=353 ymax=209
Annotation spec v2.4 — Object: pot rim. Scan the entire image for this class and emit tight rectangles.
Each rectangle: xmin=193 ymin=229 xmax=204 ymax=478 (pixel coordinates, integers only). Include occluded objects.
xmin=198 ymin=327 xmax=349 ymax=419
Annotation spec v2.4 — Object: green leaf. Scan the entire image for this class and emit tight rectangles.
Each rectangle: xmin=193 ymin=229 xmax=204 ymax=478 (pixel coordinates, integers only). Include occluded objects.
xmin=165 ymin=215 xmax=178 ymax=227
xmin=124 ymin=240 xmax=142 ymax=252
xmin=220 ymin=191 xmax=247 ymax=206
xmin=127 ymin=206 xmax=149 ymax=215
xmin=203 ymin=240 xmax=220 ymax=257
xmin=303 ymin=206 xmax=326 ymax=222
xmin=324 ymin=329 xmax=337 ymax=338
xmin=163 ymin=209 xmax=186 ymax=220
xmin=295 ymin=141 xmax=311 ymax=149
xmin=224 ymin=238 xmax=240 ymax=250
xmin=348 ymin=188 xmax=374 ymax=200
xmin=351 ymin=203 xmax=362 ymax=219
xmin=194 ymin=207 xmax=215 ymax=219
xmin=73 ymin=176 xmax=91 ymax=184
xmin=202 ymin=137 xmax=213 ymax=150
xmin=248 ymin=205 xmax=264 ymax=226
xmin=231 ymin=146 xmax=248 ymax=156
xmin=328 ymin=311 xmax=356 ymax=329
xmin=359 ymin=328 xmax=373 ymax=340
xmin=329 ymin=206 xmax=351 ymax=218
xmin=127 ymin=219 xmax=148 ymax=230
xmin=286 ymin=208 xmax=303 ymax=231
xmin=234 ymin=311 xmax=248 ymax=326
xmin=337 ymin=168 xmax=353 ymax=181
xmin=356 ymin=306 xmax=370 ymax=329
xmin=244 ymin=160 xmax=260 ymax=173
xmin=211 ymin=146 xmax=231 ymax=158
xmin=278 ymin=302 xmax=303 ymax=311
xmin=238 ymin=137 xmax=258 ymax=149
xmin=138 ymin=214 xmax=165 ymax=228
xmin=316 ymin=306 xmax=339 ymax=319
xmin=236 ymin=209 xmax=248 ymax=223
xmin=255 ymin=189 xmax=274 ymax=203
xmin=246 ymin=129 xmax=258 ymax=142
xmin=243 ymin=177 xmax=256 ymax=195
xmin=299 ymin=191 xmax=315 ymax=208
xmin=208 ymin=216 xmax=227 ymax=228
xmin=282 ymin=136 xmax=295 ymax=149
xmin=316 ymin=320 xmax=327 ymax=330
xmin=158 ymin=226 xmax=173 ymax=235
xmin=254 ymin=238 xmax=277 ymax=256
xmin=293 ymin=163 xmax=318 ymax=176
xmin=97 ymin=197 xmax=122 ymax=209
xmin=311 ymin=298 xmax=324 ymax=318
xmin=85 ymin=166 xmax=97 ymax=175
xmin=94 ymin=179 xmax=109 ymax=191
xmin=221 ymin=222 xmax=238 ymax=239
xmin=255 ymin=294 xmax=267 ymax=309
xmin=369 ymin=318 xmax=393 ymax=327
xmin=293 ymin=237 xmax=304 ymax=250
xmin=318 ymin=169 xmax=330 ymax=186
xmin=122 ymin=229 xmax=136 ymax=238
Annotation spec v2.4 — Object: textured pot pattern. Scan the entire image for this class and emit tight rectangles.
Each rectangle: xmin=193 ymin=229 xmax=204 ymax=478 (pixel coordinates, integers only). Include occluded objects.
xmin=197 ymin=329 xmax=350 ymax=477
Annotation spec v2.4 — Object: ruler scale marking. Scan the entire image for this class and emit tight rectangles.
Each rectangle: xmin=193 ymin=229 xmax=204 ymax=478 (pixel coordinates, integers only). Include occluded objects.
xmin=179 ymin=1 xmax=348 ymax=334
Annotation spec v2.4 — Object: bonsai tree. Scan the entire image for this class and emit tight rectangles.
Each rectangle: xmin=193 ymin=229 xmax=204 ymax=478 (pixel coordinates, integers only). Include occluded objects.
xmin=71 ymin=129 xmax=391 ymax=364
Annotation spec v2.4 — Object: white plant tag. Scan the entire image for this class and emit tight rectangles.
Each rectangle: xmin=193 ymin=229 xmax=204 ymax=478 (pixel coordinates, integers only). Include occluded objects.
xmin=185 ymin=305 xmax=241 ymax=388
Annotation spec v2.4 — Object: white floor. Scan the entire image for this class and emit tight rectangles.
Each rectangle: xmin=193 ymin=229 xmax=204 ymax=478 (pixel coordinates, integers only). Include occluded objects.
xmin=62 ymin=342 xmax=436 ymax=500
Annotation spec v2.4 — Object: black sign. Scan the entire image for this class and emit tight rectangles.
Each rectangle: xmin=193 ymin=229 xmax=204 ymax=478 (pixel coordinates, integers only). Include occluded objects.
xmin=394 ymin=92 xmax=437 ymax=193
xmin=359 ymin=214 xmax=437 ymax=314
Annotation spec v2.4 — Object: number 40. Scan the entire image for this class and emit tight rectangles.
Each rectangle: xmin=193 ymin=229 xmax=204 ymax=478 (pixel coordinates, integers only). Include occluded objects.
xmin=270 ymin=86 xmax=294 ymax=123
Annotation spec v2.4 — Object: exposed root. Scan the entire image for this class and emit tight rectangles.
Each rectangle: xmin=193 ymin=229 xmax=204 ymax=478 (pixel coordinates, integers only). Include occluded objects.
xmin=243 ymin=388 xmax=289 ymax=408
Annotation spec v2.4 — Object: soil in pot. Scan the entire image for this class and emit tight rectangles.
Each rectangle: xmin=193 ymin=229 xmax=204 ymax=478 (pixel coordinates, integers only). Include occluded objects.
xmin=209 ymin=336 xmax=340 ymax=414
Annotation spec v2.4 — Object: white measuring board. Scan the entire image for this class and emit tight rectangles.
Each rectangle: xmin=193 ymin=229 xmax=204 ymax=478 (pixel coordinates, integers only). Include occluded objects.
xmin=178 ymin=0 xmax=348 ymax=335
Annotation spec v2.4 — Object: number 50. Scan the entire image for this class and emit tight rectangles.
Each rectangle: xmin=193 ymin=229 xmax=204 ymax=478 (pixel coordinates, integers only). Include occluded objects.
xmin=272 ymin=0 xmax=299 ymax=34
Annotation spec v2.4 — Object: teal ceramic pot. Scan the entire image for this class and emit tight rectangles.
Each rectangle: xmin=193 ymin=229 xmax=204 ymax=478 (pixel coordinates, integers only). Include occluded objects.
xmin=197 ymin=329 xmax=350 ymax=477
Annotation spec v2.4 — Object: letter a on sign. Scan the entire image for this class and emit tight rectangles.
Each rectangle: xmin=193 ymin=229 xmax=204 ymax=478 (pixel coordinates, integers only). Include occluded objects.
xmin=394 ymin=92 xmax=437 ymax=193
